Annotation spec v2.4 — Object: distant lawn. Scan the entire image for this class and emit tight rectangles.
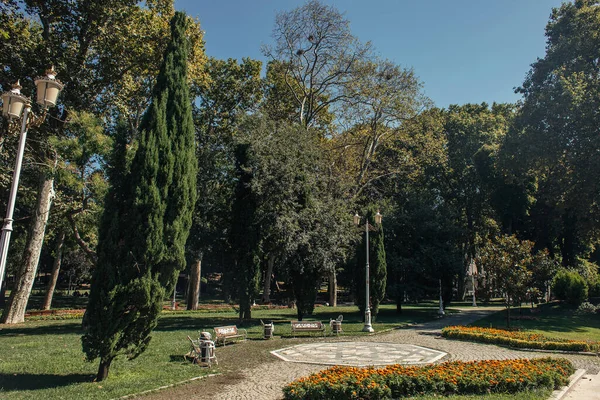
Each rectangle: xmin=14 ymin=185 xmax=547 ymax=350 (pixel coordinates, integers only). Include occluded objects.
xmin=409 ymin=390 xmax=552 ymax=400
xmin=0 ymin=303 xmax=440 ymax=400
xmin=471 ymin=302 xmax=600 ymax=342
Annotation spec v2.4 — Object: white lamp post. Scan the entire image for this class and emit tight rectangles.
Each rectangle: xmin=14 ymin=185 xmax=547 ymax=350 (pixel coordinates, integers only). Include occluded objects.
xmin=354 ymin=210 xmax=382 ymax=333
xmin=0 ymin=67 xmax=64 ymax=293
xmin=438 ymin=278 xmax=445 ymax=316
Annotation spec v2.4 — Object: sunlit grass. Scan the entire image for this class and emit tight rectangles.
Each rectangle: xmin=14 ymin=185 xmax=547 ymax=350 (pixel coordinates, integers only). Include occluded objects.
xmin=471 ymin=302 xmax=600 ymax=342
xmin=0 ymin=303 xmax=440 ymax=399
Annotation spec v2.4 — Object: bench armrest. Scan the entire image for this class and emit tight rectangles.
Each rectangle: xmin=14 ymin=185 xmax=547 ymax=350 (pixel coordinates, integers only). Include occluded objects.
xmin=238 ymin=328 xmax=247 ymax=337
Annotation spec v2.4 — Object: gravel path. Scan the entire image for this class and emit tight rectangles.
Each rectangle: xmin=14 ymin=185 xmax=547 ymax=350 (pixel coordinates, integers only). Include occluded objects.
xmin=140 ymin=307 xmax=600 ymax=400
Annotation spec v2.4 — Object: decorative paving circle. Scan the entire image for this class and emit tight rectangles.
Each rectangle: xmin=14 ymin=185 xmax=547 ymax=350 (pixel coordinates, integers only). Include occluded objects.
xmin=271 ymin=342 xmax=447 ymax=367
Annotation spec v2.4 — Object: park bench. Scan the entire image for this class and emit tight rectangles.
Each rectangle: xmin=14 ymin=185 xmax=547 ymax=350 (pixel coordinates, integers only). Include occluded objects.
xmin=213 ymin=325 xmax=247 ymax=346
xmin=290 ymin=320 xmax=326 ymax=337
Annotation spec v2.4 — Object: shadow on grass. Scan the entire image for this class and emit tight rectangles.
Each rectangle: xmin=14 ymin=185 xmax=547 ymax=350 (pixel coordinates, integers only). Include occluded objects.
xmin=0 ymin=321 xmax=82 ymax=337
xmin=155 ymin=307 xmax=440 ymax=334
xmin=155 ymin=315 xmax=264 ymax=332
xmin=0 ymin=373 xmax=93 ymax=391
xmin=169 ymin=354 xmax=188 ymax=363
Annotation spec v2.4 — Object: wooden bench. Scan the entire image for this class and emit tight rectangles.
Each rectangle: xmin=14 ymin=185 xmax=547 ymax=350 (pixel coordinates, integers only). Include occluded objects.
xmin=213 ymin=325 xmax=247 ymax=346
xmin=290 ymin=321 xmax=326 ymax=337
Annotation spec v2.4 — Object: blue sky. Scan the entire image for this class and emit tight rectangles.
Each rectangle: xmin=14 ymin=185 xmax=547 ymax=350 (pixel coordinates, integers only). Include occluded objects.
xmin=175 ymin=0 xmax=565 ymax=108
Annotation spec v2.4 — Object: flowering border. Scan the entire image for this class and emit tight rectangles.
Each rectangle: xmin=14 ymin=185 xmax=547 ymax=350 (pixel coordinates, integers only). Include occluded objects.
xmin=442 ymin=325 xmax=600 ymax=352
xmin=283 ymin=358 xmax=574 ymax=400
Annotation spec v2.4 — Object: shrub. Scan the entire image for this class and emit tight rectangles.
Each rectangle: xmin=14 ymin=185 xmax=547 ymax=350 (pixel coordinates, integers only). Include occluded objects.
xmin=575 ymin=302 xmax=598 ymax=315
xmin=589 ymin=278 xmax=600 ymax=298
xmin=441 ymin=325 xmax=600 ymax=352
xmin=553 ymin=269 xmax=588 ymax=306
xmin=282 ymin=358 xmax=574 ymax=400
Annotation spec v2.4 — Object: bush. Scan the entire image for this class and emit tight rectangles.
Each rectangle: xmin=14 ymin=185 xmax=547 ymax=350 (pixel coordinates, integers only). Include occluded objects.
xmin=283 ymin=358 xmax=574 ymax=400
xmin=589 ymin=278 xmax=600 ymax=298
xmin=553 ymin=269 xmax=588 ymax=306
xmin=576 ymin=302 xmax=598 ymax=315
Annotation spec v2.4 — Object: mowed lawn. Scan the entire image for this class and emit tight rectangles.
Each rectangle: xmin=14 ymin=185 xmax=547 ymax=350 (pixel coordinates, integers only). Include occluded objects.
xmin=471 ymin=302 xmax=600 ymax=342
xmin=0 ymin=303 xmax=440 ymax=400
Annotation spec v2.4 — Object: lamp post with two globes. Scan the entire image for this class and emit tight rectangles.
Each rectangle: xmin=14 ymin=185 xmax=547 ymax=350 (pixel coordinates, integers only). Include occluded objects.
xmin=0 ymin=68 xmax=64 ymax=292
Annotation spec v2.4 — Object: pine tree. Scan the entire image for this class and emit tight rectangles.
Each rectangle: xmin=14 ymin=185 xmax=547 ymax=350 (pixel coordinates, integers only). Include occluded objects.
xmin=82 ymin=12 xmax=197 ymax=381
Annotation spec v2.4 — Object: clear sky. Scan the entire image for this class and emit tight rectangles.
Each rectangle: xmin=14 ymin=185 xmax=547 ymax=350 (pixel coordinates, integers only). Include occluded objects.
xmin=174 ymin=0 xmax=565 ymax=108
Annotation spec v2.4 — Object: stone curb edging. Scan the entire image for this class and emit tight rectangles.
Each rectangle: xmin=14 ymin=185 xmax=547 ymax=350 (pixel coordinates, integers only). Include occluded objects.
xmin=114 ymin=373 xmax=220 ymax=400
xmin=549 ymin=369 xmax=586 ymax=400
xmin=509 ymin=347 xmax=599 ymax=357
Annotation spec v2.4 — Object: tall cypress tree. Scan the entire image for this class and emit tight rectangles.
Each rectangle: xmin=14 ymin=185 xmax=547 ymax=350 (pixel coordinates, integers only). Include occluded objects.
xmin=370 ymin=224 xmax=387 ymax=319
xmin=82 ymin=12 xmax=197 ymax=381
xmin=229 ymin=143 xmax=261 ymax=320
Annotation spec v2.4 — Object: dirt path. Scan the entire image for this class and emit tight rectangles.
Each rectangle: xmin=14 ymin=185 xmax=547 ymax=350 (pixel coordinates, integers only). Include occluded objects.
xmin=138 ymin=307 xmax=600 ymax=400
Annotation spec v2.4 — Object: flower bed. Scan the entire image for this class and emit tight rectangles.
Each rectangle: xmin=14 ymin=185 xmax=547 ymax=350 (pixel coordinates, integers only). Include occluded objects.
xmin=442 ymin=325 xmax=600 ymax=352
xmin=24 ymin=309 xmax=85 ymax=321
xmin=283 ymin=358 xmax=574 ymax=400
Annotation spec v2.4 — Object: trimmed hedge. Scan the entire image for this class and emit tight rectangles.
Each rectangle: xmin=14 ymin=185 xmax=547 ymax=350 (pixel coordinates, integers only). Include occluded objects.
xmin=283 ymin=358 xmax=574 ymax=400
xmin=442 ymin=325 xmax=600 ymax=352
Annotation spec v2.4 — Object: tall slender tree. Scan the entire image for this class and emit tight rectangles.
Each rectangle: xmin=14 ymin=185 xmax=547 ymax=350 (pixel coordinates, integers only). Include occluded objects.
xmin=370 ymin=221 xmax=387 ymax=319
xmin=82 ymin=12 xmax=197 ymax=381
xmin=229 ymin=143 xmax=261 ymax=320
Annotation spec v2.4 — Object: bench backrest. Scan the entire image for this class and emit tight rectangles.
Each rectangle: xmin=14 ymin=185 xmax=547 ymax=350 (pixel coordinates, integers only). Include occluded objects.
xmin=291 ymin=321 xmax=323 ymax=331
xmin=214 ymin=325 xmax=238 ymax=337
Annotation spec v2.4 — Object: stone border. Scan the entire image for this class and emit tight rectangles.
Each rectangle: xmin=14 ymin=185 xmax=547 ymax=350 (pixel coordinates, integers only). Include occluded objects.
xmin=549 ymin=369 xmax=586 ymax=400
xmin=115 ymin=373 xmax=220 ymax=400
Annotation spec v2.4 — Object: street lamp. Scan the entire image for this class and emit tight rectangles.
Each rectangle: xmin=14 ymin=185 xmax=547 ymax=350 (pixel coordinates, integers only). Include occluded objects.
xmin=0 ymin=67 xmax=64 ymax=292
xmin=438 ymin=278 xmax=445 ymax=316
xmin=354 ymin=210 xmax=382 ymax=333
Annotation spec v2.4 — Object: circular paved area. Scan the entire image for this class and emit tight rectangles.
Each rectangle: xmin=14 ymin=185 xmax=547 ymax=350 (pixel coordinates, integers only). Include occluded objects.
xmin=141 ymin=306 xmax=600 ymax=400
xmin=271 ymin=342 xmax=447 ymax=366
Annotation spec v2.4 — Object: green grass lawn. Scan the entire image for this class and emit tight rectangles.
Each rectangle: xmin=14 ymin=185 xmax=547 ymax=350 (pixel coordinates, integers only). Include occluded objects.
xmin=471 ymin=302 xmax=600 ymax=342
xmin=408 ymin=390 xmax=552 ymax=400
xmin=0 ymin=303 xmax=440 ymax=400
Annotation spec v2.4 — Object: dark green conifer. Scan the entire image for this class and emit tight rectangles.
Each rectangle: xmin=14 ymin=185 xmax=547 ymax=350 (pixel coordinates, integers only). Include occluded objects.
xmin=229 ymin=143 xmax=261 ymax=320
xmin=82 ymin=12 xmax=197 ymax=381
xmin=370 ymin=224 xmax=387 ymax=318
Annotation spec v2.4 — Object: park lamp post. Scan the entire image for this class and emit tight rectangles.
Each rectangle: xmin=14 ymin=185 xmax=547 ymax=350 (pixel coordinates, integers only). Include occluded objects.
xmin=354 ymin=210 xmax=382 ymax=333
xmin=0 ymin=67 xmax=64 ymax=293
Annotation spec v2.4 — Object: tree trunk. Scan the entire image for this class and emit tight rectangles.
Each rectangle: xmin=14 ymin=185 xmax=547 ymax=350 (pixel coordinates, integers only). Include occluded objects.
xmin=2 ymin=174 xmax=54 ymax=324
xmin=239 ymin=305 xmax=251 ymax=320
xmin=96 ymin=358 xmax=112 ymax=382
xmin=186 ymin=257 xmax=201 ymax=310
xmin=506 ymin=296 xmax=511 ymax=329
xmin=262 ymin=255 xmax=275 ymax=303
xmin=396 ymin=298 xmax=402 ymax=314
xmin=42 ymin=229 xmax=65 ymax=310
xmin=328 ymin=270 xmax=337 ymax=307
xmin=0 ymin=280 xmax=6 ymax=308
